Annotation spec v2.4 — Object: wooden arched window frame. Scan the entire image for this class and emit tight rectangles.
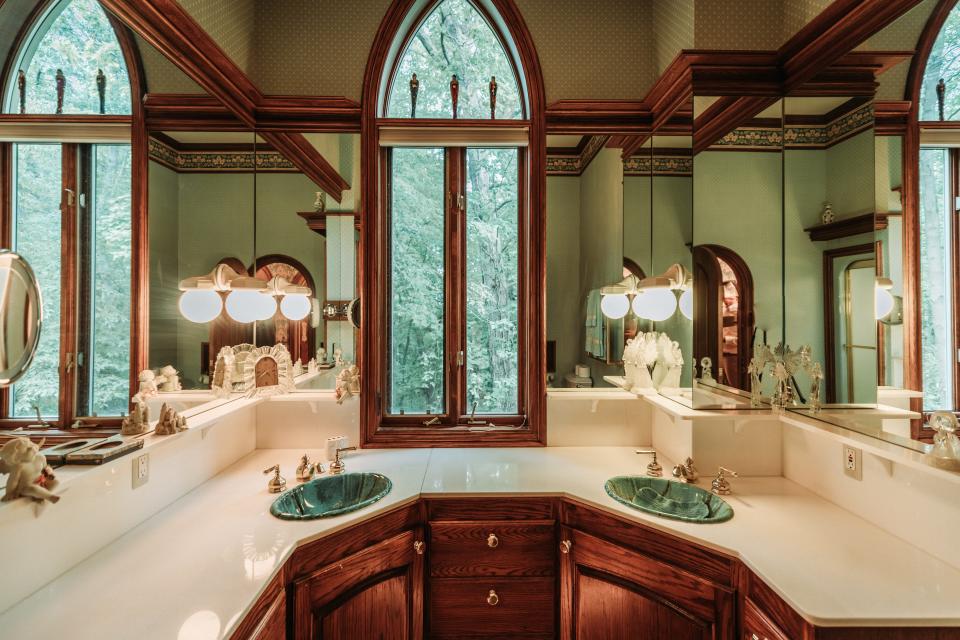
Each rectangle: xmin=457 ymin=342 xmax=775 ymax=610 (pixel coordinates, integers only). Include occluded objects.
xmin=902 ymin=0 xmax=960 ymax=435
xmin=360 ymin=0 xmax=546 ymax=447
xmin=0 ymin=0 xmax=146 ymax=431
xmin=693 ymin=244 xmax=755 ymax=390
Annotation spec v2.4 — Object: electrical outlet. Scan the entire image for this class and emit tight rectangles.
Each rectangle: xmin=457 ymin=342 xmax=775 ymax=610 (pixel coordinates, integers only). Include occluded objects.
xmin=132 ymin=453 xmax=149 ymax=489
xmin=842 ymin=445 xmax=862 ymax=481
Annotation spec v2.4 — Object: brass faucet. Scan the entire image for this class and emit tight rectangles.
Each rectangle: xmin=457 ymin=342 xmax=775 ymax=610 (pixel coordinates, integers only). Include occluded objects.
xmin=635 ymin=449 xmax=663 ymax=477
xmin=672 ymin=457 xmax=698 ymax=483
xmin=330 ymin=446 xmax=357 ymax=474
xmin=711 ymin=467 xmax=738 ymax=495
xmin=263 ymin=465 xmax=286 ymax=493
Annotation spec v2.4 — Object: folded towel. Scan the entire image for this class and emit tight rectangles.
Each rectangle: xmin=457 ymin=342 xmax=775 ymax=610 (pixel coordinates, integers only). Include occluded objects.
xmin=585 ymin=289 xmax=605 ymax=358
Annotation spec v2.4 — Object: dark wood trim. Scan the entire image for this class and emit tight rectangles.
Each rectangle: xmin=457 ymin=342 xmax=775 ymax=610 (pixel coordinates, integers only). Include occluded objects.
xmin=778 ymin=0 xmax=924 ymax=92
xmin=255 ymin=95 xmax=362 ymax=132
xmin=694 ymin=96 xmax=779 ymax=155
xmin=0 ymin=142 xmax=10 ymax=418
xmin=875 ymin=101 xmax=912 ymax=135
xmin=110 ymin=15 xmax=149 ymax=407
xmin=58 ymin=144 xmax=78 ymax=425
xmin=98 ymin=0 xmax=258 ymax=127
xmin=804 ymin=212 xmax=880 ymax=241
xmin=297 ymin=210 xmax=360 ymax=236
xmin=360 ymin=0 xmax=546 ymax=447
xmin=257 ymin=131 xmax=350 ymax=202
xmin=822 ymin=243 xmax=876 ymax=404
xmin=901 ymin=0 xmax=960 ymax=437
xmin=143 ymin=94 xmax=247 ymax=131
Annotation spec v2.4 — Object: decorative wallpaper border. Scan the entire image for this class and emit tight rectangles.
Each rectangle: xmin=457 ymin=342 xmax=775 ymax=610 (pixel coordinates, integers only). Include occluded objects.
xmin=623 ymin=155 xmax=693 ymax=176
xmin=546 ymin=135 xmax=609 ymax=175
xmin=148 ymin=138 xmax=297 ymax=172
xmin=709 ymin=103 xmax=874 ymax=151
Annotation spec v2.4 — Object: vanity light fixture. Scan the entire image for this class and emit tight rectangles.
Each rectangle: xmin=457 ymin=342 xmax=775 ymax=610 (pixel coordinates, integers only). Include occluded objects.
xmin=632 ymin=264 xmax=690 ymax=322
xmin=678 ymin=287 xmax=693 ymax=320
xmin=875 ymin=276 xmax=895 ymax=320
xmin=178 ymin=264 xmax=313 ymax=323
xmin=600 ymin=275 xmax=639 ymax=319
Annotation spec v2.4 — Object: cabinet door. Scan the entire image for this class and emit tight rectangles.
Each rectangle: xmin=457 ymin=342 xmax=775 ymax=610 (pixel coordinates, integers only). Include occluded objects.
xmin=559 ymin=527 xmax=734 ymax=640
xmin=293 ymin=528 xmax=424 ymax=640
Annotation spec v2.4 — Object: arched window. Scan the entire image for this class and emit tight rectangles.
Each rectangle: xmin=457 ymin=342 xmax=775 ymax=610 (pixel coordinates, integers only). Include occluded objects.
xmin=364 ymin=0 xmax=544 ymax=444
xmin=1 ymin=0 xmax=135 ymax=426
xmin=4 ymin=0 xmax=131 ymax=114
xmin=385 ymin=0 xmax=523 ymax=119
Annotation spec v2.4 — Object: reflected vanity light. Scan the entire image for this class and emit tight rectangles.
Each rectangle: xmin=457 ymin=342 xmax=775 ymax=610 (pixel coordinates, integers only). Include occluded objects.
xmin=600 ymin=275 xmax=639 ymax=320
xmin=633 ymin=264 xmax=689 ymax=321
xmin=875 ymin=277 xmax=895 ymax=320
xmin=178 ymin=264 xmax=313 ymax=323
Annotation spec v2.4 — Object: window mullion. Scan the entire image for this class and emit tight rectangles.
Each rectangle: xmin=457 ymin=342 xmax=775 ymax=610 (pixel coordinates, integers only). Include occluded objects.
xmin=952 ymin=148 xmax=960 ymax=412
xmin=444 ymin=147 xmax=467 ymax=424
xmin=58 ymin=143 xmax=79 ymax=425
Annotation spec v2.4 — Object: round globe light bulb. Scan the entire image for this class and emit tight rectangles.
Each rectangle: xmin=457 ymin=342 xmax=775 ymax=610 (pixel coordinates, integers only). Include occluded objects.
xmin=600 ymin=293 xmax=630 ymax=319
xmin=875 ymin=286 xmax=895 ymax=320
xmin=280 ymin=294 xmax=311 ymax=321
xmin=633 ymin=288 xmax=677 ymax=322
xmin=678 ymin=288 xmax=693 ymax=320
xmin=254 ymin=293 xmax=278 ymax=321
xmin=226 ymin=290 xmax=265 ymax=323
xmin=179 ymin=289 xmax=222 ymax=323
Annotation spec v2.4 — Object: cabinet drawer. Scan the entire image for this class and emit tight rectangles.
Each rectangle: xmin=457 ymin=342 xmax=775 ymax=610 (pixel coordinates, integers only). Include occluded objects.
xmin=429 ymin=577 xmax=555 ymax=638
xmin=429 ymin=521 xmax=555 ymax=577
xmin=742 ymin=599 xmax=790 ymax=640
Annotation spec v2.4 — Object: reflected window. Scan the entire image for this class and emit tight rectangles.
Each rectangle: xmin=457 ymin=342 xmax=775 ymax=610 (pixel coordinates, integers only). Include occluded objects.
xmin=918 ymin=147 xmax=954 ymax=411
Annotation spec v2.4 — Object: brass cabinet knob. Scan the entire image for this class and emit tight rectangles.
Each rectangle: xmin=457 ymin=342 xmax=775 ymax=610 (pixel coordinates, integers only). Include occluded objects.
xmin=560 ymin=539 xmax=572 ymax=554
xmin=486 ymin=533 xmax=499 ymax=548
xmin=414 ymin=540 xmax=425 ymax=555
xmin=486 ymin=589 xmax=499 ymax=606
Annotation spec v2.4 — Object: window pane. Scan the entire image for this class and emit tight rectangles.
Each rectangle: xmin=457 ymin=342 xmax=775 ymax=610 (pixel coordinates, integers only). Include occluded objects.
xmin=466 ymin=148 xmax=519 ymax=414
xmin=389 ymin=148 xmax=446 ymax=414
xmin=386 ymin=0 xmax=522 ymax=119
xmin=920 ymin=4 xmax=960 ymax=121
xmin=919 ymin=147 xmax=953 ymax=411
xmin=85 ymin=144 xmax=131 ymax=415
xmin=11 ymin=144 xmax=62 ymax=418
xmin=11 ymin=0 xmax=131 ymax=115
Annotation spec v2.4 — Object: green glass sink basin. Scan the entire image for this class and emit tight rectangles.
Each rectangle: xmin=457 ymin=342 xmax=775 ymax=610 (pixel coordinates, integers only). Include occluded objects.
xmin=604 ymin=475 xmax=733 ymax=523
xmin=270 ymin=472 xmax=392 ymax=521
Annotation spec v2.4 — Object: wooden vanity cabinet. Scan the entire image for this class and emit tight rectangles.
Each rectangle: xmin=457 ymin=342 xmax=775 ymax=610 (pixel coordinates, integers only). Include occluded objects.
xmin=559 ymin=526 xmax=736 ymax=640
xmin=425 ymin=498 xmax=558 ymax=639
xmin=291 ymin=528 xmax=424 ymax=640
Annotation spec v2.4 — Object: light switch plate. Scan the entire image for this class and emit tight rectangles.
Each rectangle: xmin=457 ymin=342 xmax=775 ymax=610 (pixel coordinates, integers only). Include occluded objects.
xmin=842 ymin=445 xmax=862 ymax=481
xmin=132 ymin=453 xmax=149 ymax=489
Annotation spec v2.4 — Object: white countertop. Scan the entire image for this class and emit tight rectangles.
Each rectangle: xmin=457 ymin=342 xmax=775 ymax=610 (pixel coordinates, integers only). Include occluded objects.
xmin=1 ymin=447 xmax=959 ymax=639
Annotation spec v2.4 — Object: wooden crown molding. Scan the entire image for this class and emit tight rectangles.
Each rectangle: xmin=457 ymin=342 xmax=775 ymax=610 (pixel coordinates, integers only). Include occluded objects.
xmin=101 ymin=1 xmax=352 ymax=201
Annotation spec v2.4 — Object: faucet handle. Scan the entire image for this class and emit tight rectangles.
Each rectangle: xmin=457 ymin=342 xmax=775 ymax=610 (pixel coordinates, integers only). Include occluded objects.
xmin=635 ymin=449 xmax=663 ymax=477
xmin=330 ymin=446 xmax=357 ymax=474
xmin=263 ymin=464 xmax=286 ymax=493
xmin=711 ymin=466 xmax=738 ymax=495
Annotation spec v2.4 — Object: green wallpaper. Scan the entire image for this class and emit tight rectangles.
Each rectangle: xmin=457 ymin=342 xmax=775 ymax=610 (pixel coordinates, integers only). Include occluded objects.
xmin=546 ymin=177 xmax=581 ymax=380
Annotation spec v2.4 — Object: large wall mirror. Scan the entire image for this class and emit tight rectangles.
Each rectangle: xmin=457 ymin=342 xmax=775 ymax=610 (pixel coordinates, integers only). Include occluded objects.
xmin=147 ymin=130 xmax=360 ymax=395
xmin=690 ymin=97 xmax=784 ymax=409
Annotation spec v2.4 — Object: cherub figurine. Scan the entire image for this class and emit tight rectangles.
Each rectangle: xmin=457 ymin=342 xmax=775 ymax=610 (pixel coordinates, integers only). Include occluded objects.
xmin=336 ymin=364 xmax=360 ymax=404
xmin=0 ymin=437 xmax=60 ymax=511
xmin=748 ymin=344 xmax=774 ymax=407
xmin=159 ymin=365 xmax=181 ymax=392
xmin=700 ymin=356 xmax=714 ymax=382
xmin=807 ymin=361 xmax=823 ymax=412
xmin=622 ymin=332 xmax=657 ymax=390
xmin=307 ymin=358 xmax=318 ymax=374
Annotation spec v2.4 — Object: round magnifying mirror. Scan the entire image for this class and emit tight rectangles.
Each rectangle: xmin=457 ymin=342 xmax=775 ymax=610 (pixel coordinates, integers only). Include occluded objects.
xmin=0 ymin=250 xmax=42 ymax=386
xmin=347 ymin=297 xmax=361 ymax=329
